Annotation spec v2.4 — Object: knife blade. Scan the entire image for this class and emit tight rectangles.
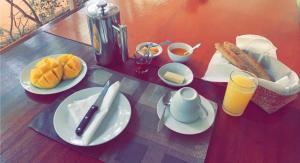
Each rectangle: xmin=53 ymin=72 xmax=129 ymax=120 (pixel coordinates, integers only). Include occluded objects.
xmin=75 ymin=81 xmax=110 ymax=136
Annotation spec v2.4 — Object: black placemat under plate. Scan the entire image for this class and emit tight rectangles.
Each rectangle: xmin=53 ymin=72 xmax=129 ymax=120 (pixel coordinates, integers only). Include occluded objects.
xmin=29 ymin=66 xmax=217 ymax=163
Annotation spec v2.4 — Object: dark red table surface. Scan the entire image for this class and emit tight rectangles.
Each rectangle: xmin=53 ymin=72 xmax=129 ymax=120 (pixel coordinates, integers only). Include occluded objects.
xmin=1 ymin=0 xmax=300 ymax=162
xmin=46 ymin=0 xmax=300 ymax=77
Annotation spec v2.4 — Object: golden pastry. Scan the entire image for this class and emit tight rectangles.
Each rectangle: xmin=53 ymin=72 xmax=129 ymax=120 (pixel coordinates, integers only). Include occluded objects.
xmin=30 ymin=58 xmax=63 ymax=89
xmin=57 ymin=54 xmax=82 ymax=80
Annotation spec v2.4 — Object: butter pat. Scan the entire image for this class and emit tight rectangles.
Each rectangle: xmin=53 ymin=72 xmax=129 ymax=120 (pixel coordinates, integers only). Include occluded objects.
xmin=163 ymin=71 xmax=185 ymax=84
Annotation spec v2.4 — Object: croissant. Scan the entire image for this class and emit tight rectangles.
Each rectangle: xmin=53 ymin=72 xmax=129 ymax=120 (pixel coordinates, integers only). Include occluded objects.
xmin=30 ymin=58 xmax=63 ymax=88
xmin=57 ymin=54 xmax=82 ymax=80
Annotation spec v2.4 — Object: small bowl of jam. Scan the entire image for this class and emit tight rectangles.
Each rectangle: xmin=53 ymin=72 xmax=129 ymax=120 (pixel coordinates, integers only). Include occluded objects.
xmin=167 ymin=42 xmax=193 ymax=63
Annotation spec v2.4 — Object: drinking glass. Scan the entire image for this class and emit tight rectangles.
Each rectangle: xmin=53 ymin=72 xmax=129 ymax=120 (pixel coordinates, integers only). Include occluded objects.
xmin=222 ymin=70 xmax=258 ymax=116
xmin=134 ymin=47 xmax=153 ymax=74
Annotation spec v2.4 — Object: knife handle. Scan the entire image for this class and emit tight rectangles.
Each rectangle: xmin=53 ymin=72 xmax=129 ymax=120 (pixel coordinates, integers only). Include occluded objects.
xmin=75 ymin=105 xmax=98 ymax=136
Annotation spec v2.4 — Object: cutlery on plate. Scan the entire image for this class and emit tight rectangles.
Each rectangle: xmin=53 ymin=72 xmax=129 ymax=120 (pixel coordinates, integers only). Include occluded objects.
xmin=75 ymin=80 xmax=110 ymax=136
xmin=183 ymin=43 xmax=201 ymax=55
xmin=157 ymin=91 xmax=174 ymax=132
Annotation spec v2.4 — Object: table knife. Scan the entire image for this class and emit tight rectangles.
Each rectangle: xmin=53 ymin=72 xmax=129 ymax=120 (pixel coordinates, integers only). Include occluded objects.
xmin=75 ymin=81 xmax=110 ymax=136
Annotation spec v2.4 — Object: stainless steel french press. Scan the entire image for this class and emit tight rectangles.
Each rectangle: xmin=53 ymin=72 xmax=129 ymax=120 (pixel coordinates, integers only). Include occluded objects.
xmin=86 ymin=0 xmax=128 ymax=66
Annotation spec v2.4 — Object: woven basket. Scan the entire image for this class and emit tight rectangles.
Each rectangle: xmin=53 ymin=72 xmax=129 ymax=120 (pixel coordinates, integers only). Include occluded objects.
xmin=251 ymin=86 xmax=298 ymax=114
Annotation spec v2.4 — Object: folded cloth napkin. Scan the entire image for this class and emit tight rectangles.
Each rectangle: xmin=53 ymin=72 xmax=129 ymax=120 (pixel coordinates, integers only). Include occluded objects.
xmin=202 ymin=34 xmax=300 ymax=96
xmin=68 ymin=81 xmax=120 ymax=145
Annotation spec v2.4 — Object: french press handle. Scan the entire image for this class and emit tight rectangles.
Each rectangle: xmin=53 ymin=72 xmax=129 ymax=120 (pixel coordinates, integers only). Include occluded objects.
xmin=113 ymin=24 xmax=128 ymax=63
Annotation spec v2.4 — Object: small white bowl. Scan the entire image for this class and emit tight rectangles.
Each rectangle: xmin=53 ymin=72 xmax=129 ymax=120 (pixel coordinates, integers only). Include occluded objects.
xmin=136 ymin=42 xmax=163 ymax=58
xmin=158 ymin=63 xmax=194 ymax=87
xmin=168 ymin=42 xmax=193 ymax=63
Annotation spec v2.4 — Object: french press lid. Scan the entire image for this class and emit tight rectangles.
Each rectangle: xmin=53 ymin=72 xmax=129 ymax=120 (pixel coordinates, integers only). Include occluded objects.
xmin=86 ymin=0 xmax=119 ymax=19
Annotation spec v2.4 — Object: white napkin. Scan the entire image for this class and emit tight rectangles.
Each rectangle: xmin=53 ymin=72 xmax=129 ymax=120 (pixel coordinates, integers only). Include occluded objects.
xmin=235 ymin=34 xmax=277 ymax=59
xmin=68 ymin=81 xmax=120 ymax=145
xmin=202 ymin=34 xmax=300 ymax=96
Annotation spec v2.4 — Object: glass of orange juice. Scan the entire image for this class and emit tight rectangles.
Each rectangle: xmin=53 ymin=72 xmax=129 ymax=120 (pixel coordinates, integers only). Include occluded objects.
xmin=222 ymin=70 xmax=258 ymax=116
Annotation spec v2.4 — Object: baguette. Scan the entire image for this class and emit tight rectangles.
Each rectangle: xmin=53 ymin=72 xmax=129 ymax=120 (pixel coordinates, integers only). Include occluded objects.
xmin=223 ymin=42 xmax=272 ymax=81
xmin=215 ymin=42 xmax=272 ymax=81
xmin=214 ymin=43 xmax=247 ymax=70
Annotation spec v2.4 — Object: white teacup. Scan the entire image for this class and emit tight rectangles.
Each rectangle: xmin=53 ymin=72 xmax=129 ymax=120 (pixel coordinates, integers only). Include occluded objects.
xmin=170 ymin=87 xmax=208 ymax=123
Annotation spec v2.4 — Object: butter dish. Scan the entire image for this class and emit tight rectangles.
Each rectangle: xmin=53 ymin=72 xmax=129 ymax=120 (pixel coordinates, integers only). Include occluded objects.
xmin=158 ymin=63 xmax=193 ymax=87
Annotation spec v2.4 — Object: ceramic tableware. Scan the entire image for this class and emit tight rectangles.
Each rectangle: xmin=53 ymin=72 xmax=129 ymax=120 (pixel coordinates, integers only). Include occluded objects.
xmin=53 ymin=87 xmax=131 ymax=146
xmin=20 ymin=54 xmax=87 ymax=95
xmin=168 ymin=42 xmax=193 ymax=62
xmin=136 ymin=42 xmax=163 ymax=58
xmin=156 ymin=93 xmax=216 ymax=135
xmin=158 ymin=63 xmax=193 ymax=87
xmin=170 ymin=87 xmax=208 ymax=123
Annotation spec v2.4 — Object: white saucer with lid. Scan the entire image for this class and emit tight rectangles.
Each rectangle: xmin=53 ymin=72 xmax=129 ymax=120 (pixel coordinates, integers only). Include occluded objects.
xmin=156 ymin=94 xmax=216 ymax=135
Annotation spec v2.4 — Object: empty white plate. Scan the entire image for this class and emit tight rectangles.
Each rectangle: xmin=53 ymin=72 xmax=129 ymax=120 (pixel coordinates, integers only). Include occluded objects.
xmin=20 ymin=54 xmax=87 ymax=95
xmin=53 ymin=87 xmax=131 ymax=146
xmin=158 ymin=63 xmax=193 ymax=87
xmin=156 ymin=94 xmax=216 ymax=135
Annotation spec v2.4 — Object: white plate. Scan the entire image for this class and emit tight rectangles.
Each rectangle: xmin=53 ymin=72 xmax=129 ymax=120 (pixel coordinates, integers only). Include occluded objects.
xmin=53 ymin=87 xmax=131 ymax=146
xmin=136 ymin=42 xmax=163 ymax=58
xmin=20 ymin=54 xmax=87 ymax=95
xmin=158 ymin=63 xmax=193 ymax=87
xmin=156 ymin=94 xmax=215 ymax=135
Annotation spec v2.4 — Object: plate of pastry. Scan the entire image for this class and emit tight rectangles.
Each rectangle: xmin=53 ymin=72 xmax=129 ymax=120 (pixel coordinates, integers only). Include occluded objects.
xmin=20 ymin=54 xmax=87 ymax=95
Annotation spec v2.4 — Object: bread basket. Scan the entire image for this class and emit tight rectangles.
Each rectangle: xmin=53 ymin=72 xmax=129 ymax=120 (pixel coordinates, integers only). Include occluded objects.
xmin=246 ymin=51 xmax=300 ymax=113
xmin=203 ymin=34 xmax=300 ymax=114
xmin=252 ymin=86 xmax=298 ymax=114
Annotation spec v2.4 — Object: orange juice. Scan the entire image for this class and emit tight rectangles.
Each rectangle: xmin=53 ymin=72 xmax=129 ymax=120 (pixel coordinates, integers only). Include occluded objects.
xmin=223 ymin=73 xmax=258 ymax=116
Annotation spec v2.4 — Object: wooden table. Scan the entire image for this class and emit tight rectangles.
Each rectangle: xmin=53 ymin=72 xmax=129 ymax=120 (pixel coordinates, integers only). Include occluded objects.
xmin=47 ymin=0 xmax=300 ymax=77
xmin=1 ymin=0 xmax=300 ymax=163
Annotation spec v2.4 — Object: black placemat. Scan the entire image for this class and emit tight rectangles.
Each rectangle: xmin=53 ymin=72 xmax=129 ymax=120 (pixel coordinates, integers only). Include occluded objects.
xmin=29 ymin=65 xmax=217 ymax=163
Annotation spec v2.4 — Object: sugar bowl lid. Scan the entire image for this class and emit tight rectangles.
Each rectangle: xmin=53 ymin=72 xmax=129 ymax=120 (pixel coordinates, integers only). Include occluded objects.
xmin=86 ymin=0 xmax=119 ymax=18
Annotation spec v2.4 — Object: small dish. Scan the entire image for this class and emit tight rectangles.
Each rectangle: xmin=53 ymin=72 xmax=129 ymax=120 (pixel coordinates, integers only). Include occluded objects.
xmin=20 ymin=54 xmax=87 ymax=95
xmin=168 ymin=42 xmax=193 ymax=62
xmin=156 ymin=94 xmax=216 ymax=135
xmin=158 ymin=63 xmax=193 ymax=87
xmin=136 ymin=42 xmax=163 ymax=58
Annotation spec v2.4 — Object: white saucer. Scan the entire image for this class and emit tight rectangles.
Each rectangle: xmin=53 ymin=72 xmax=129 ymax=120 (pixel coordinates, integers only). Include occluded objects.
xmin=20 ymin=54 xmax=87 ymax=95
xmin=156 ymin=94 xmax=216 ymax=135
xmin=53 ymin=87 xmax=131 ymax=146
xmin=158 ymin=63 xmax=193 ymax=87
